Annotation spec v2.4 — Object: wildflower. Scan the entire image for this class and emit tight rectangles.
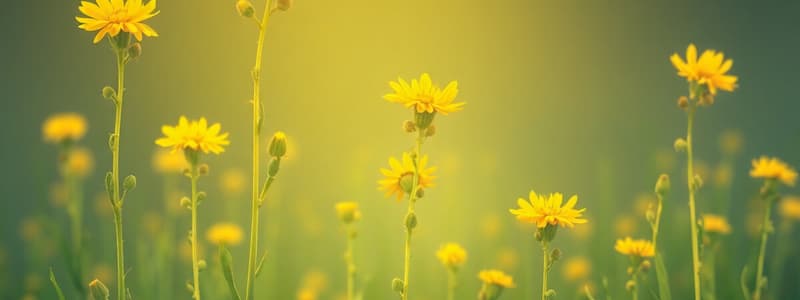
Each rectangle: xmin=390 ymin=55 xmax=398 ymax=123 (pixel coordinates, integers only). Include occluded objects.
xmin=702 ymin=214 xmax=732 ymax=234
xmin=378 ymin=152 xmax=436 ymax=201
xmin=436 ymin=243 xmax=467 ymax=270
xmin=206 ymin=223 xmax=244 ymax=246
xmin=509 ymin=191 xmax=587 ymax=229
xmin=64 ymin=147 xmax=94 ymax=178
xmin=614 ymin=237 xmax=655 ymax=258
xmin=155 ymin=116 xmax=230 ymax=155
xmin=384 ymin=73 xmax=464 ymax=115
xmin=236 ymin=0 xmax=255 ymax=18
xmin=76 ymin=0 xmax=160 ymax=44
xmin=42 ymin=113 xmax=87 ymax=144
xmin=478 ymin=269 xmax=514 ymax=300
xmin=670 ymin=43 xmax=737 ymax=95
xmin=335 ymin=201 xmax=361 ymax=224
xmin=750 ymin=156 xmax=797 ymax=186
xmin=562 ymin=256 xmax=591 ymax=282
xmin=779 ymin=196 xmax=800 ymax=220
xmin=296 ymin=288 xmax=317 ymax=300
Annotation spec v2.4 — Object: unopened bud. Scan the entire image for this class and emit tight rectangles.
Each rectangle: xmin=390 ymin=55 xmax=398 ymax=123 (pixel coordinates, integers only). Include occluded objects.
xmin=391 ymin=278 xmax=404 ymax=293
xmin=550 ymin=248 xmax=562 ymax=262
xmin=677 ymin=96 xmax=689 ymax=109
xmin=646 ymin=209 xmax=656 ymax=223
xmin=268 ymin=131 xmax=288 ymax=158
xmin=625 ymin=279 xmax=636 ymax=291
xmin=674 ymin=138 xmax=688 ymax=152
xmin=640 ymin=260 xmax=651 ymax=272
xmin=236 ymin=0 xmax=255 ymax=18
xmin=693 ymin=174 xmax=704 ymax=190
xmin=102 ymin=86 xmax=116 ymax=100
xmin=277 ymin=0 xmax=292 ymax=11
xmin=405 ymin=212 xmax=417 ymax=230
xmin=89 ymin=279 xmax=110 ymax=300
xmin=197 ymin=191 xmax=207 ymax=202
xmin=198 ymin=259 xmax=207 ymax=271
xmin=198 ymin=164 xmax=209 ymax=176
xmin=180 ymin=197 xmax=191 ymax=208
xmin=415 ymin=188 xmax=424 ymax=199
xmin=425 ymin=125 xmax=436 ymax=137
xmin=403 ymin=120 xmax=416 ymax=133
xmin=655 ymin=174 xmax=670 ymax=196
xmin=123 ymin=174 xmax=137 ymax=191
xmin=128 ymin=43 xmax=142 ymax=59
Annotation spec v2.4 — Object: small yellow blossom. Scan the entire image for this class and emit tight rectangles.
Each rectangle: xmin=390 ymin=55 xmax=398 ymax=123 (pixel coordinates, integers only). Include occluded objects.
xmin=562 ymin=256 xmax=592 ymax=282
xmin=384 ymin=73 xmax=464 ymax=114
xmin=614 ymin=237 xmax=655 ymax=258
xmin=670 ymin=43 xmax=737 ymax=95
xmin=206 ymin=223 xmax=244 ymax=246
xmin=64 ymin=147 xmax=94 ymax=177
xmin=750 ymin=156 xmax=797 ymax=186
xmin=296 ymin=288 xmax=317 ymax=300
xmin=155 ymin=116 xmax=230 ymax=155
xmin=436 ymin=243 xmax=467 ymax=270
xmin=509 ymin=191 xmax=587 ymax=228
xmin=76 ymin=0 xmax=160 ymax=44
xmin=152 ymin=149 xmax=189 ymax=173
xmin=42 ymin=113 xmax=87 ymax=144
xmin=378 ymin=152 xmax=436 ymax=201
xmin=478 ymin=269 xmax=515 ymax=288
xmin=334 ymin=201 xmax=361 ymax=224
xmin=779 ymin=196 xmax=800 ymax=220
xmin=702 ymin=214 xmax=732 ymax=234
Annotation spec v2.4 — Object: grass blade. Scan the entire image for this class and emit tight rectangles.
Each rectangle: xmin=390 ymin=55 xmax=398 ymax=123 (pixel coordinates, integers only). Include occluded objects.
xmin=50 ymin=268 xmax=66 ymax=300
xmin=654 ymin=253 xmax=672 ymax=300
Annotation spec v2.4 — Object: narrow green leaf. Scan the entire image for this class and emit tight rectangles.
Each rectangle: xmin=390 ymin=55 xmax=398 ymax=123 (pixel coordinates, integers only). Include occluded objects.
xmin=654 ymin=253 xmax=672 ymax=300
xmin=49 ymin=268 xmax=66 ymax=300
xmin=219 ymin=245 xmax=242 ymax=300
xmin=741 ymin=266 xmax=752 ymax=300
xmin=254 ymin=250 xmax=268 ymax=278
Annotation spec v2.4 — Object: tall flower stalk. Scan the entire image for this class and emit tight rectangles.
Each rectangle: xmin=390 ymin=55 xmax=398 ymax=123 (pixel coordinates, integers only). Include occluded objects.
xmin=436 ymin=243 xmax=467 ymax=300
xmin=336 ymin=202 xmax=362 ymax=300
xmin=670 ymin=43 xmax=738 ymax=300
xmin=75 ymin=0 xmax=159 ymax=298
xmin=615 ymin=238 xmax=655 ymax=300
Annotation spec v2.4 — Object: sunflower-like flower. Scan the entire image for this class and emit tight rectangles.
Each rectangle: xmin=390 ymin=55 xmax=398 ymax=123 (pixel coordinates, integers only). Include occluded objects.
xmin=76 ymin=0 xmax=160 ymax=44
xmin=509 ymin=191 xmax=587 ymax=229
xmin=42 ymin=113 xmax=88 ymax=144
xmin=206 ymin=223 xmax=244 ymax=246
xmin=479 ymin=269 xmax=515 ymax=288
xmin=378 ymin=152 xmax=436 ymax=201
xmin=436 ymin=243 xmax=467 ymax=270
xmin=670 ymin=43 xmax=737 ymax=95
xmin=152 ymin=149 xmax=189 ymax=173
xmin=335 ymin=201 xmax=361 ymax=224
xmin=614 ymin=237 xmax=655 ymax=258
xmin=749 ymin=156 xmax=797 ymax=186
xmin=384 ymin=73 xmax=464 ymax=115
xmin=702 ymin=214 xmax=732 ymax=235
xmin=155 ymin=116 xmax=230 ymax=155
xmin=779 ymin=196 xmax=800 ymax=221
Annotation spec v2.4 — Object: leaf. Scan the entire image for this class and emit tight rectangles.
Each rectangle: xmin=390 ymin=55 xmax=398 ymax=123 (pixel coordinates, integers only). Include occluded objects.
xmin=741 ymin=266 xmax=752 ymax=300
xmin=654 ymin=253 xmax=672 ymax=300
xmin=254 ymin=250 xmax=268 ymax=278
xmin=49 ymin=268 xmax=66 ymax=300
xmin=219 ymin=245 xmax=242 ymax=300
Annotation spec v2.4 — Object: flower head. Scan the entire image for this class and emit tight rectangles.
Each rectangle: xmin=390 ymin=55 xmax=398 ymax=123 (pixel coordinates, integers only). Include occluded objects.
xmin=670 ymin=43 xmax=737 ymax=95
xmin=702 ymin=214 xmax=732 ymax=235
xmin=436 ymin=243 xmax=467 ymax=270
xmin=76 ymin=0 xmax=160 ymax=44
xmin=378 ymin=152 xmax=436 ymax=201
xmin=384 ymin=73 xmax=464 ymax=115
xmin=509 ymin=191 xmax=587 ymax=229
xmin=614 ymin=237 xmax=655 ymax=258
xmin=156 ymin=116 xmax=230 ymax=155
xmin=335 ymin=201 xmax=361 ymax=224
xmin=206 ymin=223 xmax=244 ymax=246
xmin=64 ymin=147 xmax=94 ymax=178
xmin=478 ymin=269 xmax=515 ymax=288
xmin=43 ymin=113 xmax=88 ymax=144
xmin=750 ymin=156 xmax=797 ymax=186
xmin=152 ymin=149 xmax=189 ymax=173
xmin=779 ymin=196 xmax=800 ymax=221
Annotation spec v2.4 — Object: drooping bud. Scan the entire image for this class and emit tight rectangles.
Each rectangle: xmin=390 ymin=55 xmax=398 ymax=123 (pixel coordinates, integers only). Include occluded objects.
xmin=677 ymin=96 xmax=689 ymax=110
xmin=89 ymin=279 xmax=110 ymax=300
xmin=102 ymin=86 xmax=116 ymax=100
xmin=625 ymin=279 xmax=636 ymax=291
xmin=180 ymin=197 xmax=191 ymax=209
xmin=693 ymin=174 xmax=704 ymax=190
xmin=236 ymin=0 xmax=255 ymax=18
xmin=391 ymin=278 xmax=404 ymax=293
xmin=198 ymin=259 xmax=207 ymax=271
xmin=123 ymin=174 xmax=137 ymax=191
xmin=128 ymin=43 xmax=142 ymax=60
xmin=640 ymin=260 xmax=651 ymax=273
xmin=198 ymin=164 xmax=209 ymax=176
xmin=402 ymin=120 xmax=416 ymax=133
xmin=674 ymin=138 xmax=688 ymax=152
xmin=277 ymin=0 xmax=292 ymax=11
xmin=655 ymin=174 xmax=670 ymax=196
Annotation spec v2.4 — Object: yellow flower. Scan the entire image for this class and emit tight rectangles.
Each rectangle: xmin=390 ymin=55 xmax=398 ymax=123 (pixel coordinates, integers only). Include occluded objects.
xmin=206 ymin=223 xmax=244 ymax=246
xmin=779 ymin=196 xmax=800 ymax=220
xmin=296 ymin=288 xmax=317 ymax=300
xmin=562 ymin=256 xmax=591 ymax=282
xmin=42 ymin=113 xmax=87 ymax=144
xmin=509 ymin=191 xmax=587 ymax=228
xmin=300 ymin=270 xmax=328 ymax=292
xmin=436 ymin=243 xmax=467 ymax=270
xmin=378 ymin=152 xmax=436 ymax=201
xmin=384 ymin=73 xmax=464 ymax=115
xmin=152 ymin=149 xmax=189 ymax=173
xmin=702 ymin=214 xmax=732 ymax=235
xmin=670 ymin=43 xmax=737 ymax=95
xmin=155 ymin=116 xmax=230 ymax=155
xmin=614 ymin=237 xmax=655 ymax=258
xmin=220 ymin=168 xmax=246 ymax=196
xmin=76 ymin=0 xmax=160 ymax=44
xmin=749 ymin=156 xmax=797 ymax=186
xmin=64 ymin=147 xmax=94 ymax=178
xmin=478 ymin=269 xmax=515 ymax=288
xmin=335 ymin=201 xmax=361 ymax=224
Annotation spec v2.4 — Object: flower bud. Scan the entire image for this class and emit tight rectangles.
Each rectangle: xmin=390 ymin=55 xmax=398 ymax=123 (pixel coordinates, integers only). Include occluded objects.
xmin=197 ymin=191 xmax=207 ymax=202
xmin=391 ymin=278 xmax=404 ymax=293
xmin=640 ymin=260 xmax=651 ymax=273
xmin=268 ymin=131 xmax=288 ymax=158
xmin=198 ymin=259 xmax=207 ymax=271
xmin=198 ymin=164 xmax=209 ymax=176
xmin=403 ymin=120 xmax=416 ymax=133
xmin=693 ymin=174 xmax=704 ymax=190
xmin=645 ymin=209 xmax=656 ymax=223
xmin=674 ymin=138 xmax=688 ymax=152
xmin=236 ymin=0 xmax=255 ymax=17
xmin=399 ymin=173 xmax=415 ymax=194
xmin=550 ymin=248 xmax=561 ymax=262
xmin=655 ymin=174 xmax=670 ymax=196
xmin=277 ymin=0 xmax=292 ymax=11
xmin=425 ymin=125 xmax=436 ymax=137
xmin=102 ymin=86 xmax=116 ymax=99
xmin=128 ymin=43 xmax=142 ymax=59
xmin=180 ymin=196 xmax=191 ymax=209
xmin=405 ymin=212 xmax=417 ymax=230
xmin=625 ymin=279 xmax=636 ymax=291
xmin=677 ymin=96 xmax=689 ymax=110
xmin=414 ymin=111 xmax=435 ymax=129
xmin=415 ymin=188 xmax=424 ymax=199
xmin=123 ymin=174 xmax=137 ymax=191
xmin=89 ymin=279 xmax=110 ymax=300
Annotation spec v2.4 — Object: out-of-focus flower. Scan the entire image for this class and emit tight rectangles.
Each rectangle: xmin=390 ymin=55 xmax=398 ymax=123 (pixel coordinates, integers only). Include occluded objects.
xmin=702 ymin=214 xmax=732 ymax=235
xmin=436 ymin=243 xmax=467 ymax=270
xmin=206 ymin=223 xmax=244 ymax=246
xmin=220 ymin=168 xmax=246 ymax=196
xmin=750 ymin=156 xmax=797 ymax=186
xmin=64 ymin=147 xmax=94 ymax=178
xmin=779 ymin=196 xmax=800 ymax=221
xmin=152 ymin=149 xmax=189 ymax=173
xmin=562 ymin=256 xmax=592 ymax=282
xmin=614 ymin=237 xmax=655 ymax=258
xmin=43 ymin=113 xmax=87 ymax=144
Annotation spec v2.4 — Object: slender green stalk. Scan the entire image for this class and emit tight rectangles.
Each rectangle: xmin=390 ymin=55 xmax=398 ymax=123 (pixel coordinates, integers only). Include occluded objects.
xmin=541 ymin=242 xmax=549 ymax=300
xmin=60 ymin=147 xmax=86 ymax=297
xmin=112 ymin=47 xmax=127 ymax=300
xmin=652 ymin=193 xmax=664 ymax=250
xmin=190 ymin=163 xmax=201 ymax=300
xmin=631 ymin=274 xmax=638 ymax=300
xmin=685 ymin=102 xmax=702 ymax=300
xmin=345 ymin=225 xmax=356 ymax=300
xmin=769 ymin=220 xmax=792 ymax=300
xmin=753 ymin=185 xmax=775 ymax=300
xmin=401 ymin=130 xmax=425 ymax=300
xmin=245 ymin=3 xmax=273 ymax=299
xmin=446 ymin=269 xmax=456 ymax=300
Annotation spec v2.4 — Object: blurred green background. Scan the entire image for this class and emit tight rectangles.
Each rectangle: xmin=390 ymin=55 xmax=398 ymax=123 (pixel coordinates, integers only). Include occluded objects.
xmin=2 ymin=0 xmax=800 ymax=299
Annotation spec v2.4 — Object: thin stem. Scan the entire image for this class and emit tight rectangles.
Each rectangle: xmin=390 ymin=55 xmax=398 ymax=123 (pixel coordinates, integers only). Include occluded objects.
xmin=686 ymin=103 xmax=702 ymax=300
xmin=769 ymin=221 xmax=792 ymax=300
xmin=541 ymin=241 xmax=549 ymax=300
xmin=112 ymin=48 xmax=127 ymax=300
xmin=401 ymin=130 xmax=425 ymax=300
xmin=631 ymin=274 xmax=639 ymax=300
xmin=345 ymin=225 xmax=356 ymax=300
xmin=190 ymin=163 xmax=201 ymax=300
xmin=753 ymin=189 xmax=774 ymax=300
xmin=446 ymin=269 xmax=456 ymax=300
xmin=245 ymin=3 xmax=272 ymax=299
xmin=652 ymin=194 xmax=663 ymax=251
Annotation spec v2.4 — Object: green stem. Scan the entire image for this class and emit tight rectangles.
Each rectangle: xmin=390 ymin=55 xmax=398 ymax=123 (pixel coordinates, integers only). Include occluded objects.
xmin=631 ymin=273 xmax=638 ymax=300
xmin=541 ymin=241 xmax=549 ymax=300
xmin=686 ymin=103 xmax=702 ymax=300
xmin=769 ymin=221 xmax=791 ymax=300
xmin=753 ymin=187 xmax=774 ymax=300
xmin=401 ymin=130 xmax=425 ymax=300
xmin=346 ymin=225 xmax=356 ymax=300
xmin=245 ymin=3 xmax=272 ymax=299
xmin=652 ymin=194 xmax=663 ymax=251
xmin=112 ymin=47 xmax=127 ymax=300
xmin=190 ymin=163 xmax=201 ymax=300
xmin=446 ymin=269 xmax=456 ymax=300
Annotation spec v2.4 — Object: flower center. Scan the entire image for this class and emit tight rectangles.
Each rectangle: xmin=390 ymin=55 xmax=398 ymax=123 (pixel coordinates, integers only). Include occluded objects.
xmin=109 ymin=8 xmax=129 ymax=22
